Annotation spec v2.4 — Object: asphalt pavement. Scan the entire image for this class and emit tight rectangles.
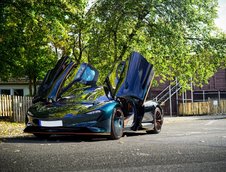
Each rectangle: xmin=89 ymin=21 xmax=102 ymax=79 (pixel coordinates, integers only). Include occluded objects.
xmin=0 ymin=115 xmax=226 ymax=172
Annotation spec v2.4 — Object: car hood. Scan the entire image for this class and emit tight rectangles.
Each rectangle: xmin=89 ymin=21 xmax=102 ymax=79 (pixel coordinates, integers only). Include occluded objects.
xmin=28 ymin=86 xmax=110 ymax=118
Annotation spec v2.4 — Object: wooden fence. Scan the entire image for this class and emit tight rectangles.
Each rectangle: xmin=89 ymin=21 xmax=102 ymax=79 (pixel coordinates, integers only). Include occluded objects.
xmin=0 ymin=95 xmax=33 ymax=122
xmin=179 ymin=100 xmax=226 ymax=115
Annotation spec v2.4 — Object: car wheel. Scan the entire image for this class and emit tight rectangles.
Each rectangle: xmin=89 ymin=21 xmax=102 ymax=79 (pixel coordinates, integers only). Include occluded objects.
xmin=147 ymin=107 xmax=163 ymax=134
xmin=109 ymin=107 xmax=124 ymax=140
xmin=33 ymin=133 xmax=51 ymax=139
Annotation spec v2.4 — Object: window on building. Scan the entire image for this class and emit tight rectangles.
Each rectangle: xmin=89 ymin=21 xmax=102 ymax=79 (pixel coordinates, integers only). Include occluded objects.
xmin=14 ymin=89 xmax=24 ymax=96
xmin=1 ymin=89 xmax=10 ymax=95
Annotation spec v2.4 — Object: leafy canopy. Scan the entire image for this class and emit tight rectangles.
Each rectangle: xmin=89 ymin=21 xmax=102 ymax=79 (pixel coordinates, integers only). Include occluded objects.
xmin=1 ymin=0 xmax=225 ymax=93
xmin=87 ymin=0 xmax=225 ymax=88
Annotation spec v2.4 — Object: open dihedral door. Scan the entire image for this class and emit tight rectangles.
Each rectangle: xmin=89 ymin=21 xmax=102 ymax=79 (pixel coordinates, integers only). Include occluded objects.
xmin=105 ymin=52 xmax=154 ymax=103
xmin=116 ymin=52 xmax=154 ymax=103
xmin=33 ymin=56 xmax=99 ymax=103
xmin=33 ymin=56 xmax=72 ymax=103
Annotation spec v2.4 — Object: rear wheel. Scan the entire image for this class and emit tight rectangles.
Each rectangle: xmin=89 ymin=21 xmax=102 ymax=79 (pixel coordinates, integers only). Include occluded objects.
xmin=109 ymin=108 xmax=124 ymax=140
xmin=147 ymin=107 xmax=163 ymax=134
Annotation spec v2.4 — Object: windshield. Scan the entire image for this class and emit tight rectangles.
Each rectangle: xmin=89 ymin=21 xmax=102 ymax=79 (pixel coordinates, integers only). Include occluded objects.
xmin=81 ymin=66 xmax=96 ymax=82
xmin=59 ymin=63 xmax=99 ymax=98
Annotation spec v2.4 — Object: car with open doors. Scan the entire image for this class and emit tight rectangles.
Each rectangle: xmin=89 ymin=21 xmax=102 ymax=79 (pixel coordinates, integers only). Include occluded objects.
xmin=24 ymin=52 xmax=163 ymax=139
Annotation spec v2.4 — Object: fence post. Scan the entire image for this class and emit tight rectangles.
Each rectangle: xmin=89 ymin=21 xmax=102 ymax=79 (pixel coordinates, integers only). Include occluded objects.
xmin=0 ymin=96 xmax=1 ymax=117
xmin=0 ymin=95 xmax=31 ymax=121
xmin=169 ymin=85 xmax=172 ymax=117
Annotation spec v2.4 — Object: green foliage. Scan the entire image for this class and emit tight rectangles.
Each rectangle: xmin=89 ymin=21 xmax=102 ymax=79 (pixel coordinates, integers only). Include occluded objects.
xmin=1 ymin=0 xmax=225 ymax=93
xmin=0 ymin=0 xmax=85 ymax=95
xmin=87 ymin=0 xmax=225 ymax=89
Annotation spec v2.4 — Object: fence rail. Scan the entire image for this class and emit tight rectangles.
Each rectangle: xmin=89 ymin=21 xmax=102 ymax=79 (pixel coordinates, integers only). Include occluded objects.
xmin=0 ymin=95 xmax=32 ymax=122
xmin=179 ymin=100 xmax=226 ymax=115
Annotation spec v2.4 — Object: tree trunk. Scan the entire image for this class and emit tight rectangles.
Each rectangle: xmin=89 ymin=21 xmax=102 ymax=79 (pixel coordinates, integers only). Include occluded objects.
xmin=28 ymin=77 xmax=33 ymax=96
xmin=78 ymin=30 xmax=83 ymax=64
xmin=55 ymin=46 xmax=58 ymax=57
xmin=33 ymin=76 xmax=37 ymax=96
xmin=113 ymin=31 xmax=118 ymax=61
xmin=116 ymin=6 xmax=150 ymax=62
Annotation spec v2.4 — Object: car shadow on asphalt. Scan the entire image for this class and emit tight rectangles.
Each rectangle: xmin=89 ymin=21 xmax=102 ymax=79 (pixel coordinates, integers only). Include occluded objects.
xmin=0 ymin=132 xmax=147 ymax=144
xmin=0 ymin=135 xmax=109 ymax=143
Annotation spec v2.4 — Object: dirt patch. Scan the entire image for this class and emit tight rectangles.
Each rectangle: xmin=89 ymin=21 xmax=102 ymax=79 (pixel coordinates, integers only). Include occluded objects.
xmin=0 ymin=120 xmax=30 ymax=138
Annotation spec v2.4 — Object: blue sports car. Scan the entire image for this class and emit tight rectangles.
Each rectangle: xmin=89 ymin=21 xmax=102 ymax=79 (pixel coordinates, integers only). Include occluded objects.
xmin=24 ymin=52 xmax=163 ymax=139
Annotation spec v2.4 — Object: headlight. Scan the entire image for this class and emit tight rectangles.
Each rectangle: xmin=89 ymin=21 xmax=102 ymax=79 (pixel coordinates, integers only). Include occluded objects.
xmin=86 ymin=110 xmax=102 ymax=115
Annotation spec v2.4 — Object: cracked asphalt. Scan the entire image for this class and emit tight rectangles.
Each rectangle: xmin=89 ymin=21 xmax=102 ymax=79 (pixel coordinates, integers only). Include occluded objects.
xmin=0 ymin=115 xmax=226 ymax=172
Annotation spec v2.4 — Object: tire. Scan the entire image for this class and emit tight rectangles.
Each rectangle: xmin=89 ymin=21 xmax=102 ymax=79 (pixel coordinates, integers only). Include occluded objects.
xmin=109 ymin=107 xmax=124 ymax=140
xmin=33 ymin=133 xmax=51 ymax=139
xmin=147 ymin=107 xmax=163 ymax=134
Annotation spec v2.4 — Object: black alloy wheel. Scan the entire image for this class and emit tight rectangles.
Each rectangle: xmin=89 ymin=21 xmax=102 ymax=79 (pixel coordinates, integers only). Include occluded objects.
xmin=147 ymin=107 xmax=163 ymax=134
xmin=109 ymin=107 xmax=124 ymax=140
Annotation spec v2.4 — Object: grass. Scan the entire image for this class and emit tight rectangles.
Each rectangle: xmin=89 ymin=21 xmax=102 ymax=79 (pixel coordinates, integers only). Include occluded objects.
xmin=0 ymin=120 xmax=29 ymax=138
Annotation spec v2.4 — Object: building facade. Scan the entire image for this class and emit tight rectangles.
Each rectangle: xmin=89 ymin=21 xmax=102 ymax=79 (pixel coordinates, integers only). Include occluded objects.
xmin=150 ymin=69 xmax=226 ymax=116
xmin=0 ymin=78 xmax=31 ymax=96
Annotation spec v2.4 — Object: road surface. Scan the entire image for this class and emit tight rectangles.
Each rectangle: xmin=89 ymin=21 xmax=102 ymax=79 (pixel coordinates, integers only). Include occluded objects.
xmin=0 ymin=115 xmax=226 ymax=171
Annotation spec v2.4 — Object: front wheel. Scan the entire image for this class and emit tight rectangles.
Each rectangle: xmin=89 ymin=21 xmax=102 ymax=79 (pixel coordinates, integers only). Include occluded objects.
xmin=109 ymin=107 xmax=124 ymax=140
xmin=147 ymin=107 xmax=163 ymax=134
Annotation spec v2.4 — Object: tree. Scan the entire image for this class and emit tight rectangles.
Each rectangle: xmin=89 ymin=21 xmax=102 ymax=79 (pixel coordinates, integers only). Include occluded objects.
xmin=0 ymin=0 xmax=86 ymax=95
xmin=86 ymin=0 xmax=225 ymax=88
xmin=1 ymin=0 xmax=225 ymax=93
